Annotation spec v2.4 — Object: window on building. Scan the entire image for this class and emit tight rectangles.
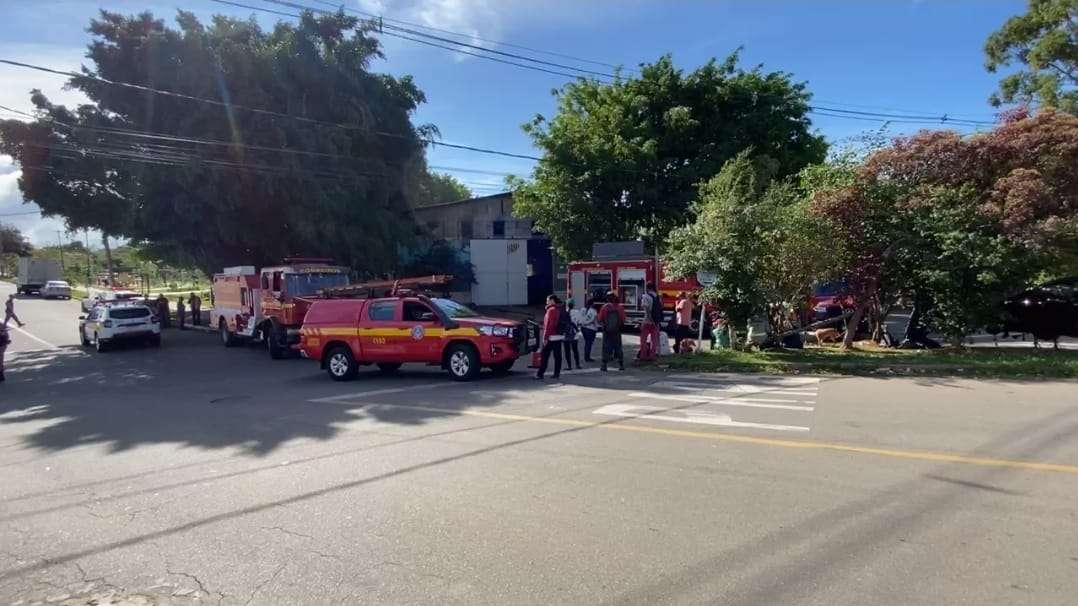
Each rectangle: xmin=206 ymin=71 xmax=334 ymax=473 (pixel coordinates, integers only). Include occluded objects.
xmin=368 ymin=300 xmax=397 ymax=322
xmin=492 ymin=220 xmax=505 ymax=237
xmin=460 ymin=220 xmax=474 ymax=239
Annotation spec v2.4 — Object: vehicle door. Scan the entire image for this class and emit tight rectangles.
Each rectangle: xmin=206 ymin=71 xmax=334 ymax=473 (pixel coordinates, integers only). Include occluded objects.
xmin=83 ymin=307 xmax=103 ymax=339
xmin=361 ymin=299 xmax=404 ymax=360
xmin=401 ymin=298 xmax=443 ymax=362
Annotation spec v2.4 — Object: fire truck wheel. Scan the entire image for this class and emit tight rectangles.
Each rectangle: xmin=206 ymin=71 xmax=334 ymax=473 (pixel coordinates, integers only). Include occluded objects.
xmin=325 ymin=346 xmax=358 ymax=381
xmin=266 ymin=324 xmax=287 ymax=360
xmin=376 ymin=362 xmax=402 ymax=373
xmin=446 ymin=343 xmax=480 ymax=381
xmin=219 ymin=320 xmax=237 ymax=347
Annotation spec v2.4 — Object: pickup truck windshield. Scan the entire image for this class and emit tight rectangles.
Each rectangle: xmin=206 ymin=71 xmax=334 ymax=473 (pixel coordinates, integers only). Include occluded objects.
xmin=433 ymin=298 xmax=479 ymax=318
xmin=285 ymin=272 xmax=349 ymax=296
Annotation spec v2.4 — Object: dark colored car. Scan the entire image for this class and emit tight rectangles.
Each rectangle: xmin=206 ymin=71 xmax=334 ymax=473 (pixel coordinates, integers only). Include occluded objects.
xmin=1001 ymin=277 xmax=1078 ymax=341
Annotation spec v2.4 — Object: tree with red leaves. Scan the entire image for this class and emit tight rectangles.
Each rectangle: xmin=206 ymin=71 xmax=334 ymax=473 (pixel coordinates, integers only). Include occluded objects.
xmin=811 ymin=109 xmax=1078 ymax=347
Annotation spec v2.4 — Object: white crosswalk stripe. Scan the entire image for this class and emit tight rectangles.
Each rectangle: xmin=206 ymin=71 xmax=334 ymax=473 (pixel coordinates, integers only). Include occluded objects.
xmin=597 ymin=374 xmax=822 ymax=434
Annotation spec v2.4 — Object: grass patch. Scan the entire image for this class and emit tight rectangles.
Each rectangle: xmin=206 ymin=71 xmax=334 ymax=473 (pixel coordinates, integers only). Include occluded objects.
xmin=658 ymin=346 xmax=1078 ymax=379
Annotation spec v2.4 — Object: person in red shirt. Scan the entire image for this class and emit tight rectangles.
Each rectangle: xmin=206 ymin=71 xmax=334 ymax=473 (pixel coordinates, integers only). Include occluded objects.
xmin=535 ymin=294 xmax=564 ymax=380
xmin=597 ymin=291 xmax=626 ymax=371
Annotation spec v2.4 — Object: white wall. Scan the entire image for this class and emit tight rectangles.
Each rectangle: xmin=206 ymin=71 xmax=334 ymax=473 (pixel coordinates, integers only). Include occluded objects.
xmin=470 ymin=239 xmax=528 ymax=306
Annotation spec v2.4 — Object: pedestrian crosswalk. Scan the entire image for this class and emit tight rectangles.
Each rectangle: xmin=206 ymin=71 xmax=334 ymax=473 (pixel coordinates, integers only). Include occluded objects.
xmin=594 ymin=374 xmax=821 ymax=433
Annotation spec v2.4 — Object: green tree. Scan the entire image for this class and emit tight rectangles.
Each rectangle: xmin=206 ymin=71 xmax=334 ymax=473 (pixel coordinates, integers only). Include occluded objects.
xmin=665 ymin=151 xmax=834 ymax=341
xmin=985 ymin=0 xmax=1078 ymax=113
xmin=410 ymin=171 xmax=472 ymax=207
xmin=0 ymin=223 xmax=33 ymax=277
xmin=512 ymin=53 xmax=827 ymax=260
xmin=0 ymin=9 xmax=431 ymax=276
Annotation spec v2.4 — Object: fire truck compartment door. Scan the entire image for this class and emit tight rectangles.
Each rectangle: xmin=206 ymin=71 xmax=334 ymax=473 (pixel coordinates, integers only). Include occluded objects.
xmin=570 ymin=271 xmax=586 ymax=304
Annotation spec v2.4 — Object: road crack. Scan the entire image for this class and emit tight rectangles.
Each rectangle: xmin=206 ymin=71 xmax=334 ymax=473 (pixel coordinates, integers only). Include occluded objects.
xmin=244 ymin=564 xmax=286 ymax=606
xmin=260 ymin=525 xmax=314 ymax=540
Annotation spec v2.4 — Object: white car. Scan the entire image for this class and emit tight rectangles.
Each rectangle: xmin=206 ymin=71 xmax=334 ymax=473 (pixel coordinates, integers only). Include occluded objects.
xmin=41 ymin=280 xmax=72 ymax=299
xmin=79 ymin=303 xmax=161 ymax=352
xmin=81 ymin=290 xmax=143 ymax=312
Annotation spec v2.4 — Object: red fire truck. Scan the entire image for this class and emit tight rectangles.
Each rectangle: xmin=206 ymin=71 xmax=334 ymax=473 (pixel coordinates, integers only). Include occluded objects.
xmin=211 ymin=258 xmax=351 ymax=358
xmin=566 ymin=258 xmax=705 ymax=329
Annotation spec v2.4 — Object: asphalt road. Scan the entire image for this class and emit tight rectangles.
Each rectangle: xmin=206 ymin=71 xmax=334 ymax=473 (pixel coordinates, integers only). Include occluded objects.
xmin=2 ymin=280 xmax=1077 ymax=605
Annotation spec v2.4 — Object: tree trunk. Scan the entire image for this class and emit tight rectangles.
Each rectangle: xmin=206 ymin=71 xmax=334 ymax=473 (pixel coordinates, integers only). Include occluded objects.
xmin=841 ymin=301 xmax=869 ymax=350
xmin=101 ymin=233 xmax=114 ymax=288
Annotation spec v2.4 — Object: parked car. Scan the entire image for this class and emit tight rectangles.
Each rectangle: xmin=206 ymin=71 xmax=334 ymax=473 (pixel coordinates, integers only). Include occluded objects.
xmin=300 ymin=295 xmax=537 ymax=381
xmin=79 ymin=303 xmax=161 ymax=352
xmin=81 ymin=290 xmax=143 ymax=312
xmin=41 ymin=280 xmax=72 ymax=299
xmin=1001 ymin=277 xmax=1078 ymax=341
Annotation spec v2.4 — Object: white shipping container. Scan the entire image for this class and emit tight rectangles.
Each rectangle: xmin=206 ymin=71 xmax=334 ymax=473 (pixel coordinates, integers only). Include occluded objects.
xmin=469 ymin=239 xmax=527 ymax=306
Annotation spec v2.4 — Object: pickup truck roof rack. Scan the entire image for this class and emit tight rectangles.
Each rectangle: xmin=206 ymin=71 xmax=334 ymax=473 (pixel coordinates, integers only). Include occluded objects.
xmin=318 ymin=274 xmax=453 ymax=299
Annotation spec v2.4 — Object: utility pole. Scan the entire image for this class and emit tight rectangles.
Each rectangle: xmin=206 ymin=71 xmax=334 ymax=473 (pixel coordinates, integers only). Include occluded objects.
xmin=84 ymin=229 xmax=92 ymax=295
xmin=56 ymin=231 xmax=65 ymax=271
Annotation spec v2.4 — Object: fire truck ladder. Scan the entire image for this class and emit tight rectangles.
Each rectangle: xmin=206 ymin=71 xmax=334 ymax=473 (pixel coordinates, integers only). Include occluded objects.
xmin=318 ymin=275 xmax=454 ymax=299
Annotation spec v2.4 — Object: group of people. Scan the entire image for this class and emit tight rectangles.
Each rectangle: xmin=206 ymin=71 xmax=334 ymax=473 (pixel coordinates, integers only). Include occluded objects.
xmin=536 ymin=290 xmax=627 ymax=380
xmin=154 ymin=292 xmax=203 ymax=329
xmin=535 ymin=284 xmax=704 ymax=379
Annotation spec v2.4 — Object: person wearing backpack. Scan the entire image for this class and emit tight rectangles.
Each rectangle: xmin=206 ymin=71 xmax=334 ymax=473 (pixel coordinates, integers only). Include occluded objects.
xmin=597 ymin=291 xmax=626 ymax=371
xmin=563 ymin=298 xmax=582 ymax=370
xmin=535 ymin=294 xmax=564 ymax=380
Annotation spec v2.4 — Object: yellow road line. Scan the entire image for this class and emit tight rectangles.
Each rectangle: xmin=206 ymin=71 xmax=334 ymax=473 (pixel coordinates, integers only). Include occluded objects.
xmin=373 ymin=403 xmax=1078 ymax=475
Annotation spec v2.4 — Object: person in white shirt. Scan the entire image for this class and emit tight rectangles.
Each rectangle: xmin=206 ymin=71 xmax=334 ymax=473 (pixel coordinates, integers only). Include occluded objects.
xmin=577 ymin=297 xmax=599 ymax=362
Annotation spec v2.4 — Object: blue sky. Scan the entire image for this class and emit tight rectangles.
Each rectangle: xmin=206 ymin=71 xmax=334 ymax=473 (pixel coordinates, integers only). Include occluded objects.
xmin=1 ymin=0 xmax=1027 ymax=244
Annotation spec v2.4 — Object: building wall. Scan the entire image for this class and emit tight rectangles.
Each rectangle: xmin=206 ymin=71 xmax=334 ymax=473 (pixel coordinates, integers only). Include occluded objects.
xmin=412 ymin=193 xmax=533 ymax=240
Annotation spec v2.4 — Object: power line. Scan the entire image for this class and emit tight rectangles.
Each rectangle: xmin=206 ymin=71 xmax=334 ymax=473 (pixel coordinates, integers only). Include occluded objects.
xmin=0 ymin=57 xmax=543 ymax=162
xmin=264 ymin=0 xmax=616 ymax=79
xmin=307 ymin=0 xmax=632 ymax=72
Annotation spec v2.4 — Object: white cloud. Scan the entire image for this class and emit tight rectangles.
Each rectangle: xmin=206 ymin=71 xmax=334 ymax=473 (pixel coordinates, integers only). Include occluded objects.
xmin=0 ymin=44 xmax=96 ymax=247
xmin=0 ymin=43 xmax=89 ymax=115
xmin=358 ymin=0 xmax=503 ymax=60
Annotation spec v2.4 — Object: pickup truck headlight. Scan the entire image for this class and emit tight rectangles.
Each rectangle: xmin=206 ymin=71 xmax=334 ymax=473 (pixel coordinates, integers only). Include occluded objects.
xmin=478 ymin=325 xmax=511 ymax=337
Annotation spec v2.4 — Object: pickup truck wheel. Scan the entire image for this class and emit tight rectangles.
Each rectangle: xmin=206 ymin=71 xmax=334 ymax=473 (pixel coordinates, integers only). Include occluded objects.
xmin=446 ymin=344 xmax=480 ymax=381
xmin=376 ymin=362 xmax=402 ymax=373
xmin=326 ymin=346 xmax=358 ymax=381
xmin=490 ymin=360 xmax=515 ymax=375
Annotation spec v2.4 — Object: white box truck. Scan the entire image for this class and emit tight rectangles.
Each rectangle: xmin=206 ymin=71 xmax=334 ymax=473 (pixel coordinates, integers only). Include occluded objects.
xmin=16 ymin=257 xmax=62 ymax=295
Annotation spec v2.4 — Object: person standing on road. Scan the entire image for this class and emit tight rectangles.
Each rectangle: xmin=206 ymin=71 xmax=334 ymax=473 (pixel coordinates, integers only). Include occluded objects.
xmin=155 ymin=294 xmax=171 ymax=328
xmin=176 ymin=296 xmax=186 ymax=331
xmin=189 ymin=292 xmax=202 ymax=327
xmin=579 ymin=298 xmax=599 ymax=362
xmin=0 ymin=324 xmax=10 ymax=382
xmin=535 ymin=294 xmax=564 ymax=380
xmin=4 ymin=294 xmax=25 ymax=328
xmin=673 ymin=291 xmax=695 ymax=353
xmin=638 ymin=283 xmax=661 ymax=361
xmin=598 ymin=291 xmax=626 ymax=371
xmin=564 ymin=298 xmax=582 ymax=370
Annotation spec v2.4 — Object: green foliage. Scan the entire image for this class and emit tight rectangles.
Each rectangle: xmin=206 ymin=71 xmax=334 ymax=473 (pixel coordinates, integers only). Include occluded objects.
xmin=665 ymin=151 xmax=836 ymax=333
xmin=985 ymin=0 xmax=1077 ymax=113
xmin=0 ymin=9 xmax=431 ymax=276
xmin=411 ymin=171 xmax=472 ymax=207
xmin=0 ymin=223 xmax=32 ymax=256
xmin=512 ymin=52 xmax=827 ymax=260
xmin=400 ymin=240 xmax=476 ymax=289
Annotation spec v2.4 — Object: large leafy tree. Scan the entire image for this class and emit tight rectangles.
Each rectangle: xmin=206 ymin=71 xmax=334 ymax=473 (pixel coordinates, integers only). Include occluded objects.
xmin=0 ymin=9 xmax=431 ymax=275
xmin=985 ymin=0 xmax=1077 ymax=113
xmin=512 ymin=53 xmax=827 ymax=260
xmin=812 ymin=109 xmax=1078 ymax=346
xmin=665 ymin=151 xmax=836 ymax=340
xmin=0 ymin=223 xmax=32 ymax=256
xmin=410 ymin=170 xmax=472 ymax=207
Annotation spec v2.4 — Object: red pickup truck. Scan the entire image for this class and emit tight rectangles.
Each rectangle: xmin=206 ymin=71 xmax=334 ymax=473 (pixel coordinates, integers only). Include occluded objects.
xmin=299 ymin=295 xmax=537 ymax=381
